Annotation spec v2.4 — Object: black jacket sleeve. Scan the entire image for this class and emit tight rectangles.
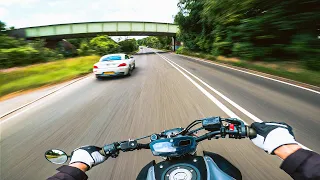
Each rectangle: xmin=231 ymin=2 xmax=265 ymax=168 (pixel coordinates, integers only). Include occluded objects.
xmin=280 ymin=149 xmax=320 ymax=180
xmin=47 ymin=165 xmax=88 ymax=180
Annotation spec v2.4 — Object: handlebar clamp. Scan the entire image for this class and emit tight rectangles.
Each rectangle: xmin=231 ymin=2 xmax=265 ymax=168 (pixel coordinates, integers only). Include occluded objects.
xmin=120 ymin=140 xmax=138 ymax=152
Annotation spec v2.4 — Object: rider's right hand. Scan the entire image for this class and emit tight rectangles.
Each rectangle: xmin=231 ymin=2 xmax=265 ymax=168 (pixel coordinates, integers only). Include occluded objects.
xmin=250 ymin=122 xmax=298 ymax=154
xmin=69 ymin=145 xmax=107 ymax=170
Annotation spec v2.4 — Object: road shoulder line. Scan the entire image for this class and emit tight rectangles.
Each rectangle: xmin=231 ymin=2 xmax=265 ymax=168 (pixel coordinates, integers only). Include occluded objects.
xmin=0 ymin=74 xmax=91 ymax=120
xmin=174 ymin=53 xmax=320 ymax=95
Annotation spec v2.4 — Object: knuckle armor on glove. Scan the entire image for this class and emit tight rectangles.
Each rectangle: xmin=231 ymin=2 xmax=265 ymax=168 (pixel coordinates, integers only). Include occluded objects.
xmin=250 ymin=122 xmax=297 ymax=154
xmin=69 ymin=146 xmax=107 ymax=169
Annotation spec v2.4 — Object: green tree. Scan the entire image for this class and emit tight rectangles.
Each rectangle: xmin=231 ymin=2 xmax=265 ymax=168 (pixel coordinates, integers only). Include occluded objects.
xmin=0 ymin=20 xmax=62 ymax=68
xmin=137 ymin=36 xmax=172 ymax=50
xmin=157 ymin=37 xmax=172 ymax=50
xmin=67 ymin=38 xmax=92 ymax=49
xmin=175 ymin=0 xmax=320 ymax=69
xmin=89 ymin=35 xmax=120 ymax=55
xmin=0 ymin=21 xmax=6 ymax=32
xmin=174 ymin=0 xmax=205 ymax=51
xmin=118 ymin=38 xmax=138 ymax=53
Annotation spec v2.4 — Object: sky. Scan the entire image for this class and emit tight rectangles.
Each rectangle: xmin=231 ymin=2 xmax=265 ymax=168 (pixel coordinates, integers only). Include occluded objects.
xmin=0 ymin=0 xmax=179 ymax=28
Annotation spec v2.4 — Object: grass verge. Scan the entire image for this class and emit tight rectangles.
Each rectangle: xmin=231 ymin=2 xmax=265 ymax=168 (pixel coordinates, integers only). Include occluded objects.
xmin=0 ymin=55 xmax=99 ymax=97
xmin=176 ymin=50 xmax=320 ymax=87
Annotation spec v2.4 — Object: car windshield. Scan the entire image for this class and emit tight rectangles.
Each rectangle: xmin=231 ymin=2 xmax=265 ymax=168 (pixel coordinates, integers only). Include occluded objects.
xmin=101 ymin=56 xmax=122 ymax=61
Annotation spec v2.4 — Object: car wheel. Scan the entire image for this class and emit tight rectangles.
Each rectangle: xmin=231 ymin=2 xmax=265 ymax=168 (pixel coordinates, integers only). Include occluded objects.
xmin=133 ymin=63 xmax=136 ymax=69
xmin=96 ymin=75 xmax=102 ymax=80
xmin=127 ymin=67 xmax=132 ymax=76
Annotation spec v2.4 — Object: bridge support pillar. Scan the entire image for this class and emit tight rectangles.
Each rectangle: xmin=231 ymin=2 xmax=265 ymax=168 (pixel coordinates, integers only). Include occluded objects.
xmin=172 ymin=36 xmax=176 ymax=51
xmin=45 ymin=39 xmax=76 ymax=53
xmin=45 ymin=39 xmax=62 ymax=49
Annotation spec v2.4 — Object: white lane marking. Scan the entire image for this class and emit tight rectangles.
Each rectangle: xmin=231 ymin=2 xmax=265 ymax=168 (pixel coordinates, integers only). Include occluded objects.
xmin=155 ymin=51 xmax=311 ymax=151
xmin=175 ymin=53 xmax=320 ymax=95
xmin=154 ymin=53 xmax=242 ymax=120
xmin=160 ymin=54 xmax=263 ymax=123
xmin=0 ymin=75 xmax=92 ymax=124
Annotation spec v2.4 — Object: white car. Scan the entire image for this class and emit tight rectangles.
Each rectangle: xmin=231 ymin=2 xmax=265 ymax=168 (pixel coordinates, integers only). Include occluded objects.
xmin=93 ymin=54 xmax=135 ymax=79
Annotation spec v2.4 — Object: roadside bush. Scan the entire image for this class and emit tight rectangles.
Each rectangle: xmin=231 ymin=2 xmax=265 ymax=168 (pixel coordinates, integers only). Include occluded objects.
xmin=286 ymin=34 xmax=320 ymax=70
xmin=0 ymin=46 xmax=42 ymax=68
xmin=0 ymin=35 xmax=26 ymax=49
xmin=211 ymin=41 xmax=232 ymax=56
xmin=176 ymin=46 xmax=188 ymax=54
xmin=304 ymin=58 xmax=320 ymax=71
xmin=0 ymin=44 xmax=63 ymax=69
xmin=232 ymin=43 xmax=254 ymax=60
xmin=0 ymin=31 xmax=65 ymax=69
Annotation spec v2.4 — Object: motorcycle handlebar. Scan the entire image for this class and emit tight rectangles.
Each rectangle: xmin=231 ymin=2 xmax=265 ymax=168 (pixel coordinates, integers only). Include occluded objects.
xmin=100 ymin=141 xmax=150 ymax=157
xmin=101 ymin=125 xmax=257 ymax=157
xmin=137 ymin=143 xmax=150 ymax=149
xmin=196 ymin=125 xmax=256 ymax=142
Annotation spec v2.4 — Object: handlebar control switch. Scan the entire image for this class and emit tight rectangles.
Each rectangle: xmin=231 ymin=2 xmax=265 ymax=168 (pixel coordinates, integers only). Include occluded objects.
xmin=229 ymin=124 xmax=235 ymax=131
xmin=202 ymin=116 xmax=222 ymax=131
xmin=102 ymin=143 xmax=119 ymax=158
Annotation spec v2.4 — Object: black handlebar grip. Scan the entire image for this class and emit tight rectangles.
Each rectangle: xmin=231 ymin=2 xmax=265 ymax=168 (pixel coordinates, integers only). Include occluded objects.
xmin=247 ymin=127 xmax=257 ymax=139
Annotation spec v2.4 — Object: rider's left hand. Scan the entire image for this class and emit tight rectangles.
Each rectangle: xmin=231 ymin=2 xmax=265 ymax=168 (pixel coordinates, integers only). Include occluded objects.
xmin=69 ymin=145 xmax=107 ymax=170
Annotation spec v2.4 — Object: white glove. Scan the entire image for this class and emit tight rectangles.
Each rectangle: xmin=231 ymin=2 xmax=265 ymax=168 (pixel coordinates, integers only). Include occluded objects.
xmin=250 ymin=122 xmax=297 ymax=154
xmin=69 ymin=146 xmax=107 ymax=170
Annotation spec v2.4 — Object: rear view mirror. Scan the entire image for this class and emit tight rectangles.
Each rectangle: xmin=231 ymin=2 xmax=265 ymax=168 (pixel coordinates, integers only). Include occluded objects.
xmin=45 ymin=149 xmax=68 ymax=164
xmin=130 ymin=56 xmax=134 ymax=59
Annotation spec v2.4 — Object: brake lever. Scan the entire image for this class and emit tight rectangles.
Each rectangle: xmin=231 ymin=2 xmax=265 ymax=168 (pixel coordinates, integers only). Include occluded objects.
xmin=223 ymin=118 xmax=243 ymax=125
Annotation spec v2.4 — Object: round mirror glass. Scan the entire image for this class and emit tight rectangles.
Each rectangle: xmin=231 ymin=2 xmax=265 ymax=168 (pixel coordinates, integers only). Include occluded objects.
xmin=45 ymin=149 xmax=68 ymax=164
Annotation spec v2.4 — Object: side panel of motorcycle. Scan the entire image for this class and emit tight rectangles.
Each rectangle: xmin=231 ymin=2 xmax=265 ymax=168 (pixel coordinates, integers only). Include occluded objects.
xmin=203 ymin=155 xmax=236 ymax=180
xmin=203 ymin=151 xmax=242 ymax=180
xmin=146 ymin=166 xmax=156 ymax=180
xmin=136 ymin=161 xmax=156 ymax=180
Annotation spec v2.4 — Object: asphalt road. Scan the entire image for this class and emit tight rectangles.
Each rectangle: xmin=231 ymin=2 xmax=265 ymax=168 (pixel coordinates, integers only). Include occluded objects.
xmin=1 ymin=48 xmax=319 ymax=180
